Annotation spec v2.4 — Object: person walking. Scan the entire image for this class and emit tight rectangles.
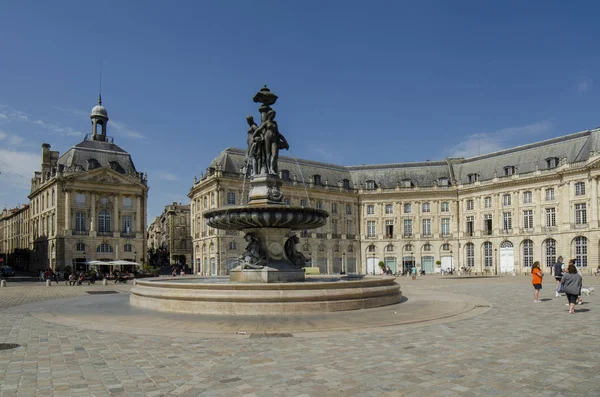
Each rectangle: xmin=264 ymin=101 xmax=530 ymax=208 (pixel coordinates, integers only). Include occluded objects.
xmin=531 ymin=261 xmax=543 ymax=303
xmin=411 ymin=266 xmax=417 ymax=280
xmin=560 ymin=263 xmax=582 ymax=314
xmin=553 ymin=256 xmax=564 ymax=297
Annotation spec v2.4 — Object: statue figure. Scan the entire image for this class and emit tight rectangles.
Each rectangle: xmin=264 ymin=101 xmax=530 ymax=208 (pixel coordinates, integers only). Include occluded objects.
xmin=253 ymin=109 xmax=289 ymax=175
xmin=239 ymin=232 xmax=266 ymax=269
xmin=244 ymin=116 xmax=265 ymax=176
xmin=284 ymin=234 xmax=309 ymax=267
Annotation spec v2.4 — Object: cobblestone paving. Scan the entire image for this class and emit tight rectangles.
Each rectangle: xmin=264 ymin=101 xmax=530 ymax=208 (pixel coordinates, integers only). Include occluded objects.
xmin=0 ymin=276 xmax=599 ymax=396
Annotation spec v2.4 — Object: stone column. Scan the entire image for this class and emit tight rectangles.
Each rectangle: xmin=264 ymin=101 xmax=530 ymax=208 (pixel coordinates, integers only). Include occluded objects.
xmin=561 ymin=182 xmax=571 ymax=228
xmin=90 ymin=193 xmax=96 ymax=234
xmin=64 ymin=191 xmax=71 ymax=232
xmin=137 ymin=196 xmax=142 ymax=233
xmin=590 ymin=177 xmax=598 ymax=228
xmin=113 ymin=194 xmax=119 ymax=234
xmin=534 ymin=188 xmax=542 ymax=233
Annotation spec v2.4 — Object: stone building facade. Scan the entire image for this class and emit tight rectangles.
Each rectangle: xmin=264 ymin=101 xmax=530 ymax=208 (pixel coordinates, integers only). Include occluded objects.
xmin=0 ymin=205 xmax=31 ymax=269
xmin=0 ymin=97 xmax=148 ymax=272
xmin=147 ymin=202 xmax=192 ymax=266
xmin=189 ymin=127 xmax=600 ymax=276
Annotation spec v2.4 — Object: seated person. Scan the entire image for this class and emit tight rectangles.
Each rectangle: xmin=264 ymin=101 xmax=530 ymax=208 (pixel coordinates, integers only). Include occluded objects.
xmin=77 ymin=273 xmax=84 ymax=286
xmin=68 ymin=273 xmax=76 ymax=286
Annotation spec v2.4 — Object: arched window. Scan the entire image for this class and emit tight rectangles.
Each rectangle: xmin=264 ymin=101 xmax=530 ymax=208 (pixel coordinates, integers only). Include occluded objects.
xmin=318 ymin=244 xmax=326 ymax=252
xmin=98 ymin=210 xmax=111 ymax=233
xmin=404 ymin=244 xmax=413 ymax=252
xmin=422 ymin=244 xmax=432 ymax=252
xmin=333 ymin=244 xmax=340 ymax=252
xmin=124 ymin=244 xmax=133 ymax=252
xmin=228 ymin=241 xmax=237 ymax=250
xmin=544 ymin=239 xmax=556 ymax=268
xmin=365 ymin=180 xmax=376 ymax=190
xmin=465 ymin=243 xmax=474 ymax=267
xmin=523 ymin=240 xmax=533 ymax=267
xmin=385 ymin=244 xmax=394 ymax=252
xmin=442 ymin=243 xmax=451 ymax=251
xmin=348 ymin=245 xmax=354 ymax=253
xmin=367 ymin=245 xmax=376 ymax=253
xmin=574 ymin=236 xmax=587 ymax=267
xmin=483 ymin=242 xmax=493 ymax=267
xmin=302 ymin=243 xmax=311 ymax=252
xmin=209 ymin=243 xmax=215 ymax=252
xmin=76 ymin=242 xmax=86 ymax=252
xmin=97 ymin=243 xmax=113 ymax=253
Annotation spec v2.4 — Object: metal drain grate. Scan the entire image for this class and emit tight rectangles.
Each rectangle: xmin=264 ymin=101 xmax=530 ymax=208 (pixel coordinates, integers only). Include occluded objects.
xmin=0 ymin=343 xmax=21 ymax=351
xmin=249 ymin=333 xmax=293 ymax=338
xmin=87 ymin=291 xmax=119 ymax=295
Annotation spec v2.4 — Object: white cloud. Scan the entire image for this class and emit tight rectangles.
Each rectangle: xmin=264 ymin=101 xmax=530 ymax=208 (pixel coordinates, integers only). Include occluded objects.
xmin=0 ymin=129 xmax=25 ymax=146
xmin=576 ymin=80 xmax=592 ymax=93
xmin=154 ymin=171 xmax=179 ymax=181
xmin=0 ymin=106 xmax=85 ymax=137
xmin=448 ymin=121 xmax=553 ymax=158
xmin=109 ymin=120 xmax=145 ymax=140
xmin=0 ymin=149 xmax=39 ymax=190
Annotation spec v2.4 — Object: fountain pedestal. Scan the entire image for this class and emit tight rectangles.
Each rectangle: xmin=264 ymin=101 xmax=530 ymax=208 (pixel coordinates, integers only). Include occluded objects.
xmin=247 ymin=174 xmax=283 ymax=205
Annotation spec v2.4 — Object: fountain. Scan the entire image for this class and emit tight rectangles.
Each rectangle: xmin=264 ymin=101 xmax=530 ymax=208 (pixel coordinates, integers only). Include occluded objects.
xmin=130 ymin=87 xmax=402 ymax=314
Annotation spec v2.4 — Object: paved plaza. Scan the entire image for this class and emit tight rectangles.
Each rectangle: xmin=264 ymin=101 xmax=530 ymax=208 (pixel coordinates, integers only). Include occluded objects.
xmin=0 ymin=275 xmax=599 ymax=397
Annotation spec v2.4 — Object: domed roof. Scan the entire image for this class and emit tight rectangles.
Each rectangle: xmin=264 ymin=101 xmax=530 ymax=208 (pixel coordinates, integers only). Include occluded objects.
xmin=90 ymin=95 xmax=108 ymax=119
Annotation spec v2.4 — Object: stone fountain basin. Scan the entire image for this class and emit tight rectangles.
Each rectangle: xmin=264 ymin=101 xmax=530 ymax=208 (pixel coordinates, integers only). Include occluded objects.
xmin=204 ymin=205 xmax=328 ymax=230
xmin=130 ymin=276 xmax=402 ymax=315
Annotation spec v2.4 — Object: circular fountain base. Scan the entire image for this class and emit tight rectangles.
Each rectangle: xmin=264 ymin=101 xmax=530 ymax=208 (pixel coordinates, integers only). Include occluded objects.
xmin=130 ymin=276 xmax=402 ymax=315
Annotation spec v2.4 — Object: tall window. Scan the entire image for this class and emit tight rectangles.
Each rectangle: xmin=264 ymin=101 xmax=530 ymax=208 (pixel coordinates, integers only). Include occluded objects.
xmin=575 ymin=203 xmax=587 ymax=225
xmin=575 ymin=236 xmax=587 ymax=267
xmin=227 ymin=192 xmax=236 ymax=205
xmin=503 ymin=212 xmax=512 ymax=231
xmin=484 ymin=197 xmax=492 ymax=209
xmin=523 ymin=210 xmax=533 ymax=230
xmin=300 ymin=199 xmax=307 ymax=207
xmin=122 ymin=215 xmax=133 ymax=234
xmin=403 ymin=219 xmax=412 ymax=237
xmin=122 ymin=197 xmax=133 ymax=208
xmin=124 ymin=244 xmax=133 ymax=252
xmin=466 ymin=199 xmax=474 ymax=211
xmin=502 ymin=194 xmax=512 ymax=207
xmin=575 ymin=182 xmax=586 ymax=196
xmin=346 ymin=204 xmax=352 ymax=215
xmin=545 ymin=239 xmax=556 ymax=268
xmin=545 ymin=208 xmax=556 ymax=227
xmin=51 ymin=190 xmax=55 ymax=206
xmin=385 ymin=204 xmax=393 ymax=214
xmin=523 ymin=191 xmax=532 ymax=204
xmin=367 ymin=221 xmax=376 ymax=237
xmin=97 ymin=243 xmax=113 ymax=253
xmin=483 ymin=214 xmax=492 ymax=235
xmin=466 ymin=243 xmax=474 ymax=267
xmin=75 ymin=193 xmax=86 ymax=207
xmin=466 ymin=216 xmax=474 ymax=236
xmin=346 ymin=220 xmax=354 ymax=235
xmin=440 ymin=202 xmax=449 ymax=212
xmin=51 ymin=214 xmax=55 ymax=235
xmin=422 ymin=202 xmax=430 ymax=213
xmin=284 ymin=198 xmax=291 ymax=206
xmin=403 ymin=203 xmax=412 ymax=213
xmin=75 ymin=212 xmax=86 ymax=232
xmin=441 ymin=218 xmax=450 ymax=236
xmin=483 ymin=242 xmax=493 ymax=267
xmin=98 ymin=210 xmax=111 ymax=233
xmin=385 ymin=220 xmax=393 ymax=237
xmin=545 ymin=188 xmax=555 ymax=201
xmin=523 ymin=240 xmax=533 ymax=267
xmin=367 ymin=205 xmax=375 ymax=215
xmin=315 ymin=201 xmax=323 ymax=210
xmin=228 ymin=241 xmax=237 ymax=250
xmin=422 ymin=219 xmax=431 ymax=237
xmin=332 ymin=219 xmax=339 ymax=235
xmin=331 ymin=203 xmax=338 ymax=214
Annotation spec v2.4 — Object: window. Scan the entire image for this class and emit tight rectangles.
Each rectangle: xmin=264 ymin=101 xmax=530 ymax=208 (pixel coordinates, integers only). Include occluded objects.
xmin=546 ymin=157 xmax=559 ymax=169
xmin=75 ymin=212 xmax=86 ymax=232
xmin=523 ymin=240 xmax=533 ymax=267
xmin=122 ymin=215 xmax=133 ymax=234
xmin=281 ymin=170 xmax=290 ymax=181
xmin=466 ymin=216 xmax=474 ymax=237
xmin=466 ymin=243 xmax=474 ymax=267
xmin=210 ymin=193 xmax=215 ymax=205
xmin=440 ymin=202 xmax=449 ymax=212
xmin=385 ymin=220 xmax=394 ymax=237
xmin=575 ymin=203 xmax=587 ymax=225
xmin=504 ymin=166 xmax=516 ymax=176
xmin=284 ymin=198 xmax=291 ymax=206
xmin=122 ymin=197 xmax=133 ymax=208
xmin=422 ymin=219 xmax=431 ymax=237
xmin=98 ymin=210 xmax=111 ymax=233
xmin=523 ymin=191 xmax=532 ymax=204
xmin=368 ymin=245 xmax=376 ymax=253
xmin=423 ymin=244 xmax=432 ymax=252
xmin=75 ymin=193 xmax=86 ymax=207
xmin=438 ymin=178 xmax=449 ymax=187
xmin=346 ymin=220 xmax=354 ymax=235
xmin=466 ymin=200 xmax=474 ymax=211
xmin=332 ymin=219 xmax=339 ymax=235
xmin=51 ymin=190 xmax=55 ymax=206
xmin=401 ymin=179 xmax=411 ymax=188
xmin=575 ymin=182 xmax=585 ymax=196
xmin=342 ymin=179 xmax=351 ymax=189
xmin=313 ymin=175 xmax=322 ymax=185
xmin=300 ymin=199 xmax=307 ymax=207
xmin=124 ymin=244 xmax=133 ymax=252
xmin=523 ymin=210 xmax=533 ymax=230
xmin=76 ymin=242 xmax=85 ymax=252
xmin=502 ymin=194 xmax=512 ymax=207
xmin=483 ymin=242 xmax=493 ymax=267
xmin=365 ymin=180 xmax=375 ymax=190
xmin=484 ymin=197 xmax=492 ymax=209
xmin=467 ymin=173 xmax=478 ymax=183
xmin=333 ymin=244 xmax=340 ymax=252
xmin=575 ymin=236 xmax=587 ymax=267
xmin=545 ymin=188 xmax=555 ymax=201
xmin=442 ymin=243 xmax=450 ymax=251
xmin=97 ymin=243 xmax=113 ymax=253
xmin=316 ymin=201 xmax=323 ymax=210
xmin=403 ymin=219 xmax=412 ymax=237
xmin=348 ymin=245 xmax=354 ymax=253
xmin=51 ymin=214 xmax=55 ymax=235
xmin=227 ymin=192 xmax=236 ymax=205
xmin=441 ymin=218 xmax=450 ymax=236
xmin=228 ymin=241 xmax=237 ymax=250
xmin=545 ymin=239 xmax=556 ymax=268
xmin=422 ymin=203 xmax=430 ymax=213
xmin=483 ymin=214 xmax=492 ymax=235
xmin=404 ymin=244 xmax=413 ymax=252
xmin=503 ymin=212 xmax=512 ymax=231
xmin=367 ymin=221 xmax=376 ymax=237
xmin=403 ymin=203 xmax=412 ymax=213
xmin=367 ymin=205 xmax=375 ymax=215
xmin=346 ymin=204 xmax=352 ymax=215
xmin=385 ymin=244 xmax=394 ymax=252
xmin=385 ymin=204 xmax=393 ymax=214
xmin=331 ymin=203 xmax=338 ymax=214
xmin=546 ymin=208 xmax=556 ymax=227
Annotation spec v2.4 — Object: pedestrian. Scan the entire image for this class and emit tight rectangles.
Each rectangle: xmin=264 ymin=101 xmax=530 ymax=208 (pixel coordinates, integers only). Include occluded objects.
xmin=411 ymin=266 xmax=417 ymax=280
xmin=575 ymin=261 xmax=584 ymax=305
xmin=39 ymin=270 xmax=44 ymax=281
xmin=560 ymin=263 xmax=582 ymax=314
xmin=531 ymin=261 xmax=543 ymax=303
xmin=553 ymin=256 xmax=564 ymax=297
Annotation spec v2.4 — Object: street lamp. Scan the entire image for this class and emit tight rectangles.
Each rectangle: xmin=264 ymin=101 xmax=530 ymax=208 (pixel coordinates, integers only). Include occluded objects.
xmin=134 ymin=250 xmax=137 ymax=264
xmin=342 ymin=252 xmax=346 ymax=275
xmin=494 ymin=248 xmax=498 ymax=275
xmin=450 ymin=250 xmax=453 ymax=274
xmin=372 ymin=252 xmax=376 ymax=275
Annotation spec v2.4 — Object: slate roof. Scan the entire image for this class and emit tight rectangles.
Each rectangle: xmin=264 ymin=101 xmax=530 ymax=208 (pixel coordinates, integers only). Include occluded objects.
xmin=57 ymin=139 xmax=137 ymax=175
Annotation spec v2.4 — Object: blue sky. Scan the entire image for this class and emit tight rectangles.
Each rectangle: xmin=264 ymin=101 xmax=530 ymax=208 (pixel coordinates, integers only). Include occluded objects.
xmin=1 ymin=1 xmax=599 ymax=220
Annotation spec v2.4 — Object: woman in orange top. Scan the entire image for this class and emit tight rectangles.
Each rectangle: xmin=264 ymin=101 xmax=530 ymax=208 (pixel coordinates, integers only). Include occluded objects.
xmin=531 ymin=261 xmax=543 ymax=303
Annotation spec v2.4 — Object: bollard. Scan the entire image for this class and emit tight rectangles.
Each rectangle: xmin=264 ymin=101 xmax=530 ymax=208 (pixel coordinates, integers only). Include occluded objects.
xmin=45 ymin=279 xmax=51 ymax=287
xmin=1 ymin=280 xmax=6 ymax=288
xmin=102 ymin=278 xmax=107 ymax=286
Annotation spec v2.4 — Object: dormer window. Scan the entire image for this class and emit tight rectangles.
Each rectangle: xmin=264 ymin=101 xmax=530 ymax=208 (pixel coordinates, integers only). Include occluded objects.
xmin=342 ymin=179 xmax=351 ymax=189
xmin=504 ymin=166 xmax=515 ymax=176
xmin=401 ymin=179 xmax=411 ymax=188
xmin=545 ymin=157 xmax=559 ymax=169
xmin=438 ymin=177 xmax=449 ymax=187
xmin=313 ymin=174 xmax=322 ymax=185
xmin=365 ymin=180 xmax=376 ymax=190
xmin=87 ymin=158 xmax=101 ymax=171
xmin=467 ymin=173 xmax=478 ymax=183
xmin=281 ymin=169 xmax=290 ymax=181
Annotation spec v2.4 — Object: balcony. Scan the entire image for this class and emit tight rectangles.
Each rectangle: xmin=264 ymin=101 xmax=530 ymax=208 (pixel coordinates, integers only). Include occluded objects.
xmin=120 ymin=232 xmax=135 ymax=238
xmin=316 ymin=233 xmax=327 ymax=239
xmin=346 ymin=234 xmax=356 ymax=240
xmin=403 ymin=233 xmax=413 ymax=238
xmin=574 ymin=223 xmax=588 ymax=229
xmin=544 ymin=226 xmax=557 ymax=233
xmin=483 ymin=230 xmax=493 ymax=236
xmin=384 ymin=234 xmax=394 ymax=239
xmin=97 ymin=231 xmax=113 ymax=237
xmin=500 ymin=229 xmax=512 ymax=234
xmin=331 ymin=233 xmax=342 ymax=239
xmin=72 ymin=230 xmax=88 ymax=236
xmin=422 ymin=233 xmax=432 ymax=238
xmin=365 ymin=235 xmax=377 ymax=239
